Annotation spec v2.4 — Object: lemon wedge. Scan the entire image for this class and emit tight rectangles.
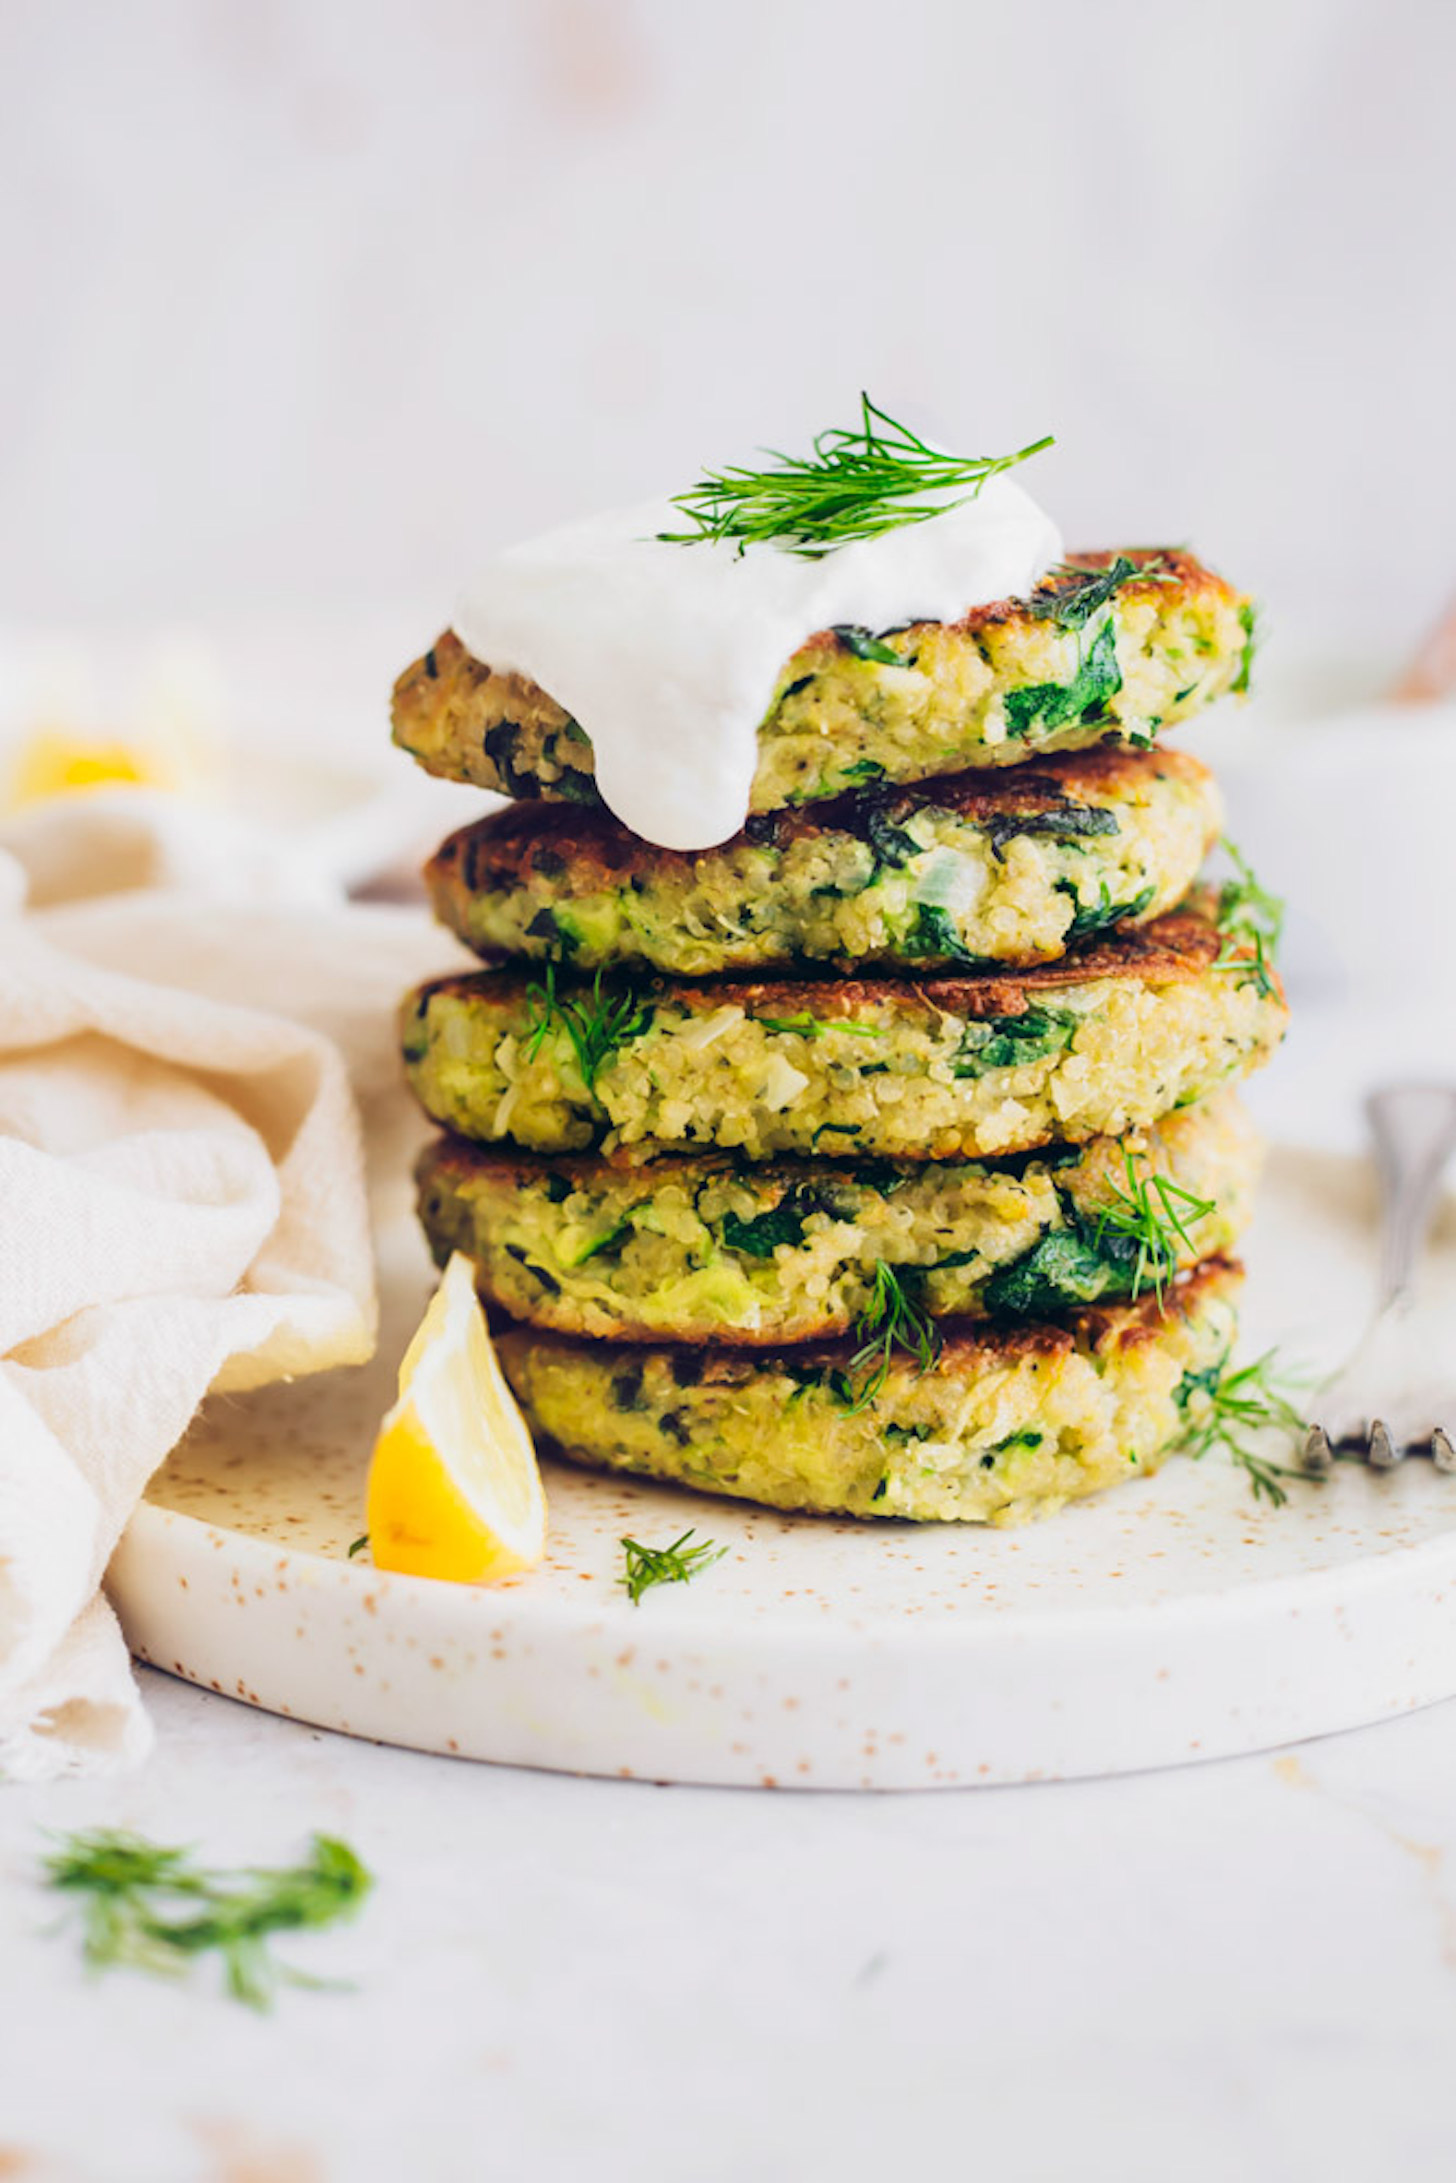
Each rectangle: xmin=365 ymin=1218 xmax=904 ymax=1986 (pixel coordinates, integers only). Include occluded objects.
xmin=5 ymin=716 xmax=218 ymax=811
xmin=8 ymin=730 xmax=154 ymax=804
xmin=366 ymin=1253 xmax=547 ymax=1583
xmin=4 ymin=645 xmax=225 ymax=812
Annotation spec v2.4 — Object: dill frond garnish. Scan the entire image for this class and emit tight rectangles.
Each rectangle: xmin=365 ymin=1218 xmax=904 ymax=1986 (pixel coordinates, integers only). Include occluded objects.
xmin=1216 ymin=838 xmax=1284 ymax=951
xmin=1177 ymin=1349 xmax=1309 ymax=1507
xmin=1092 ymin=1149 xmax=1217 ymax=1304
xmin=845 ymin=1262 xmax=942 ymax=1414
xmin=1212 ymin=839 xmax=1285 ymax=999
xmin=619 ymin=1529 xmax=726 ymax=1605
xmin=1233 ymin=600 xmax=1259 ymax=694
xmin=524 ymin=964 xmax=654 ymax=1089
xmin=42 ymin=1830 xmax=371 ymax=2011
xmin=659 ymin=395 xmax=1053 ymax=558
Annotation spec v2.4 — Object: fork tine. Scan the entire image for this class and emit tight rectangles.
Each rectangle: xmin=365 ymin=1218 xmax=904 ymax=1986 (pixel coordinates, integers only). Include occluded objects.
xmin=1434 ymin=1428 xmax=1456 ymax=1474
xmin=1368 ymin=1419 xmax=1401 ymax=1468
xmin=1303 ymin=1425 xmax=1333 ymax=1475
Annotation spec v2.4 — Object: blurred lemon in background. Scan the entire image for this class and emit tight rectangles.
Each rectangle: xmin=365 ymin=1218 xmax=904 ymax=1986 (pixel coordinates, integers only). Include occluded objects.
xmin=1 ymin=640 xmax=225 ymax=812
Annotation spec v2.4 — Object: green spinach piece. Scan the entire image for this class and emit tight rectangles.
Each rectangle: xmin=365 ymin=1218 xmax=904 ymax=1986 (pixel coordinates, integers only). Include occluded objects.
xmin=783 ymin=1358 xmax=858 ymax=1407
xmin=1059 ymin=880 xmax=1155 ymax=943
xmin=847 ymin=1159 xmax=911 ymax=1194
xmin=1004 ymin=617 xmax=1123 ymax=740
xmin=865 ymin=803 xmax=922 ymax=869
xmin=989 ymin=1428 xmax=1045 ymax=1455
xmin=810 ymin=1121 xmax=863 ymax=1147
xmin=901 ymin=903 xmax=993 ymax=965
xmin=833 ymin=625 xmax=904 ymax=666
xmin=525 ymin=906 xmax=578 ymax=957
xmin=554 ymin=772 xmax=604 ymax=807
xmin=985 ymin=803 xmax=1119 ymax=863
xmin=720 ymin=1187 xmax=833 ymax=1259
xmin=981 ymin=1228 xmax=1119 ymax=1317
xmin=953 ymin=1006 xmax=1079 ymax=1078
xmin=1030 ymin=555 xmax=1162 ymax=633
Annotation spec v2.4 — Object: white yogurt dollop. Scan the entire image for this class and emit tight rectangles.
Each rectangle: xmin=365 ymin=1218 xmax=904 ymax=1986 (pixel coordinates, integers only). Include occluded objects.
xmin=454 ymin=475 xmax=1062 ymax=851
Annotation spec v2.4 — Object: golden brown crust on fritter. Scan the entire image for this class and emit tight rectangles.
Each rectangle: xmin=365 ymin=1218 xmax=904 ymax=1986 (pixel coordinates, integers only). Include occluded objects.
xmin=410 ymin=905 xmax=1234 ymax=1025
xmin=508 ymin=1257 xmax=1241 ymax=1378
xmin=392 ymin=547 xmax=1253 ymax=815
xmin=427 ymin=744 xmax=1209 ymax=895
xmin=394 ymin=549 xmax=1235 ymax=740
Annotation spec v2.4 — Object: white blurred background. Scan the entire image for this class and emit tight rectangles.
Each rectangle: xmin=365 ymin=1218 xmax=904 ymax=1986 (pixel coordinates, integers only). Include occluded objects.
xmin=2 ymin=0 xmax=1455 ymax=1131
xmin=3 ymin=0 xmax=1453 ymax=656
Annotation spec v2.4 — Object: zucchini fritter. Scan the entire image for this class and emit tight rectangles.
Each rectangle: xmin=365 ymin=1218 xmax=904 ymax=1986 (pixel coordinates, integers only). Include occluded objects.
xmin=497 ymin=1258 xmax=1243 ymax=1524
xmin=393 ymin=551 xmax=1252 ymax=815
xmin=417 ymin=1094 xmax=1259 ymax=1345
xmin=428 ymin=745 xmax=1221 ymax=976
xmin=400 ymin=908 xmax=1287 ymax=1164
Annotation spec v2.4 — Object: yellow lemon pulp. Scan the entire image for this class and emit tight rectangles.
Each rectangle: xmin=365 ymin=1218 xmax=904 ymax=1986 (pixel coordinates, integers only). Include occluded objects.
xmin=366 ymin=1253 xmax=547 ymax=1583
xmin=5 ymin=716 xmax=221 ymax=811
xmin=8 ymin=731 xmax=153 ymax=805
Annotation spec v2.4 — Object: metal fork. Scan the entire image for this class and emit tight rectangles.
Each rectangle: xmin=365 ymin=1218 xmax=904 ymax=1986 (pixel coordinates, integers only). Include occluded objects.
xmin=1304 ymin=1084 xmax=1456 ymax=1474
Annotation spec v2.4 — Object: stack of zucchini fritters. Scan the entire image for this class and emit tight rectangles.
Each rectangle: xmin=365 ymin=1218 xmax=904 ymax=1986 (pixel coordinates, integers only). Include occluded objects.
xmin=393 ymin=549 xmax=1286 ymax=1525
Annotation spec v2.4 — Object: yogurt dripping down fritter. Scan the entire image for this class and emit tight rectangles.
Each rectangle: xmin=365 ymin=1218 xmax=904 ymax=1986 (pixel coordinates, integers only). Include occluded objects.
xmin=453 ymin=475 xmax=1063 ymax=852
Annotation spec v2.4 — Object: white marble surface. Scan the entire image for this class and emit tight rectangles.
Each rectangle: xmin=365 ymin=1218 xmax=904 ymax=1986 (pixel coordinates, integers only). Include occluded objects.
xmin=5 ymin=1 xmax=1456 ymax=668
xmin=4 ymin=429 xmax=1455 ymax=2179
xmin=6 ymin=693 xmax=1456 ymax=2179
xmin=4 ymin=1667 xmax=1456 ymax=2182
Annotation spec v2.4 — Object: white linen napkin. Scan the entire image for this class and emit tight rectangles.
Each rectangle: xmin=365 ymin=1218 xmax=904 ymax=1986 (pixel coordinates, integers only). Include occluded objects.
xmin=0 ymin=805 xmax=465 ymax=1780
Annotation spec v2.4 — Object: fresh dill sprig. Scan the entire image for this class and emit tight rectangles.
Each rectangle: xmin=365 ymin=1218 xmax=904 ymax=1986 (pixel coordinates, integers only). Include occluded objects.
xmin=1211 ymin=839 xmax=1285 ymax=1000
xmin=659 ymin=395 xmax=1053 ymax=559
xmin=1093 ymin=1149 xmax=1217 ymax=1304
xmin=42 ymin=1830 xmax=371 ymax=2011
xmin=1216 ymin=839 xmax=1285 ymax=950
xmin=845 ymin=1262 xmax=942 ymax=1414
xmin=524 ymin=964 xmax=654 ymax=1090
xmin=619 ymin=1529 xmax=726 ymax=1605
xmin=1233 ymin=600 xmax=1260 ymax=695
xmin=1179 ymin=1350 xmax=1309 ymax=1507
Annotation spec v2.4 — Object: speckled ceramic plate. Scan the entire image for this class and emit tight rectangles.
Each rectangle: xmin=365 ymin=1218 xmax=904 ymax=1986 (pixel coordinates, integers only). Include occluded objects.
xmin=108 ymin=1142 xmax=1456 ymax=1789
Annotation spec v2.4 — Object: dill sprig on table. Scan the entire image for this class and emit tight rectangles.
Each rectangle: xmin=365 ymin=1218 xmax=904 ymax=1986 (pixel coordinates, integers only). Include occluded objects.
xmin=619 ymin=1529 xmax=726 ymax=1605
xmin=1093 ymin=1148 xmax=1217 ymax=1304
xmin=659 ymin=395 xmax=1053 ymax=558
xmin=1178 ymin=1350 xmax=1310 ymax=1507
xmin=524 ymin=964 xmax=653 ymax=1090
xmin=42 ymin=1829 xmax=372 ymax=2011
xmin=845 ymin=1262 xmax=942 ymax=1414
